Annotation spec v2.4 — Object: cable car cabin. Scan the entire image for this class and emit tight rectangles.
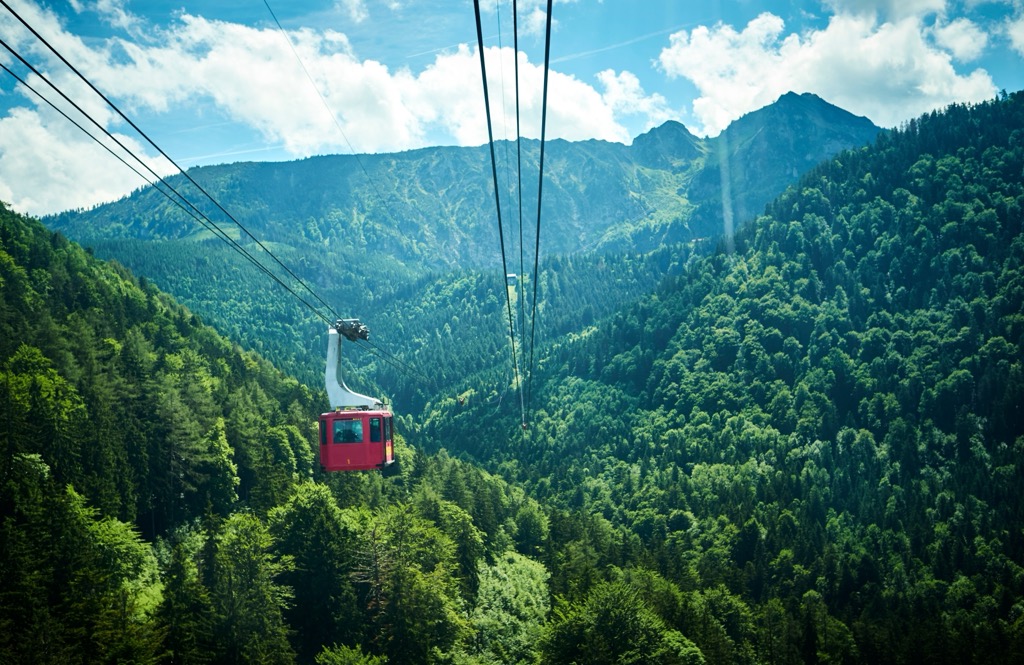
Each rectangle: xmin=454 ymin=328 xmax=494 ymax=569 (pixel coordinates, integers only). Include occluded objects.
xmin=320 ymin=319 xmax=394 ymax=472
xmin=319 ymin=409 xmax=394 ymax=472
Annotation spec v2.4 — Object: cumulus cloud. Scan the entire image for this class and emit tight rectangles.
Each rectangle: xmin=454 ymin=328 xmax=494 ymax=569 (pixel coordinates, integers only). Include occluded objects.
xmin=596 ymin=69 xmax=673 ymax=129
xmin=658 ymin=10 xmax=997 ymax=136
xmin=0 ymin=1 xmax=640 ymax=214
xmin=337 ymin=0 xmax=369 ymax=24
xmin=658 ymin=13 xmax=799 ymax=136
xmin=430 ymin=46 xmax=632 ymax=145
xmin=932 ymin=17 xmax=988 ymax=61
xmin=156 ymin=19 xmax=630 ymax=150
xmin=521 ymin=6 xmax=551 ymax=38
xmin=0 ymin=104 xmax=171 ymax=215
xmin=1007 ymin=14 xmax=1024 ymax=56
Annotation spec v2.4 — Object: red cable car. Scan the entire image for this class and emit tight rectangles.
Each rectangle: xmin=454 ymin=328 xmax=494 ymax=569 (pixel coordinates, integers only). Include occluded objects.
xmin=319 ymin=409 xmax=394 ymax=471
xmin=319 ymin=319 xmax=395 ymax=472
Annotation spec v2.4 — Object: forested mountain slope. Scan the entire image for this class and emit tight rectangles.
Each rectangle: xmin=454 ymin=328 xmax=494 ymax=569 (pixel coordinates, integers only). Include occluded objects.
xmin=0 ymin=204 xmax=586 ymax=664
xmin=0 ymin=205 xmax=325 ymax=530
xmin=7 ymin=88 xmax=1022 ymax=664
xmin=422 ymin=92 xmax=1024 ymax=663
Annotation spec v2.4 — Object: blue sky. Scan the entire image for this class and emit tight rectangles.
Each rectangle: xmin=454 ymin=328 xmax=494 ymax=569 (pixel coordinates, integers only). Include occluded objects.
xmin=2 ymin=0 xmax=1023 ymax=215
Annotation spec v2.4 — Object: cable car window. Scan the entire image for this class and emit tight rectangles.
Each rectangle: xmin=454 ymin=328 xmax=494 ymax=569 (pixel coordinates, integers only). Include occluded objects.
xmin=320 ymin=421 xmax=327 ymax=446
xmin=369 ymin=417 xmax=382 ymax=442
xmin=385 ymin=417 xmax=392 ymax=441
xmin=333 ymin=418 xmax=363 ymax=443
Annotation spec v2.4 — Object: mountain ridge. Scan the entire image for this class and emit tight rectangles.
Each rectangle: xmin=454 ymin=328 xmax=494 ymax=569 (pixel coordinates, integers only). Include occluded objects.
xmin=46 ymin=91 xmax=883 ymax=270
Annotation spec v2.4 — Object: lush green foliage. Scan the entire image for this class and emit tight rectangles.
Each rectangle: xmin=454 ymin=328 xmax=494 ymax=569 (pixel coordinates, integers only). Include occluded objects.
xmin=0 ymin=208 xmax=319 ymax=534
xmin=0 ymin=206 xmax=562 ymax=663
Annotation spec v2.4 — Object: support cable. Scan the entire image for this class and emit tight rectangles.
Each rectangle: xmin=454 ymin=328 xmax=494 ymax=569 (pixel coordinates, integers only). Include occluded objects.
xmin=512 ymin=0 xmax=528 ymax=426
xmin=526 ymin=0 xmax=553 ymax=412
xmin=493 ymin=2 xmax=525 ymax=428
xmin=0 ymin=0 xmax=340 ymax=323
xmin=474 ymin=0 xmax=526 ymax=429
xmin=494 ymin=1 xmax=515 ymax=237
xmin=0 ymin=38 xmax=334 ymax=326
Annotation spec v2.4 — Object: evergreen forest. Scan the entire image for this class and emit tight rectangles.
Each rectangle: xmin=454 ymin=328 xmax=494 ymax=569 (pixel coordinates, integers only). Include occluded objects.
xmin=2 ymin=91 xmax=1023 ymax=665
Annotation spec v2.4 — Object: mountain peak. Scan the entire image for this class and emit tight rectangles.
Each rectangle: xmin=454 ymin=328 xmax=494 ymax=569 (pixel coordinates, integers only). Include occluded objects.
xmin=777 ymin=90 xmax=825 ymax=105
xmin=731 ymin=91 xmax=878 ymax=134
xmin=684 ymin=91 xmax=883 ymax=226
xmin=631 ymin=120 xmax=702 ymax=168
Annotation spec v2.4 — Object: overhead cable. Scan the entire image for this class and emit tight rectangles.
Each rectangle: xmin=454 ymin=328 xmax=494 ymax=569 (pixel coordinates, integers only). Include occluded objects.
xmin=473 ymin=0 xmax=526 ymax=429
xmin=0 ymin=37 xmax=334 ymax=326
xmin=0 ymin=0 xmax=340 ymax=324
xmin=512 ymin=0 xmax=528 ymax=424
xmin=525 ymin=0 xmax=553 ymax=414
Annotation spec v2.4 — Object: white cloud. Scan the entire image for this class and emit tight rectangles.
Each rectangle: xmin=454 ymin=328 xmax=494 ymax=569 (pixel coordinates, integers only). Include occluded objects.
xmin=1007 ymin=14 xmax=1024 ymax=55
xmin=932 ymin=17 xmax=988 ymax=61
xmin=158 ymin=18 xmax=631 ymax=150
xmin=543 ymin=66 xmax=631 ymax=143
xmin=596 ymin=69 xmax=673 ymax=129
xmin=658 ymin=13 xmax=798 ymax=136
xmin=0 ymin=2 xmax=641 ymax=215
xmin=658 ymin=11 xmax=997 ymax=136
xmin=0 ymin=104 xmax=171 ymax=215
xmin=412 ymin=45 xmax=631 ymax=146
xmin=79 ymin=0 xmax=142 ymax=34
xmin=336 ymin=0 xmax=369 ymax=24
xmin=522 ymin=6 xmax=550 ymax=38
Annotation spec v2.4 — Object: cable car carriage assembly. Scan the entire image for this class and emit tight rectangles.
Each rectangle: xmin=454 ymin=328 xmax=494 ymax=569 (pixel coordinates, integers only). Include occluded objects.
xmin=319 ymin=319 xmax=395 ymax=472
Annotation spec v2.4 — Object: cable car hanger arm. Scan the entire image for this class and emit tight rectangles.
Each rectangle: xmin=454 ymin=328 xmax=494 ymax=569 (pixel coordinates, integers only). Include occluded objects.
xmin=326 ymin=319 xmax=381 ymax=410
